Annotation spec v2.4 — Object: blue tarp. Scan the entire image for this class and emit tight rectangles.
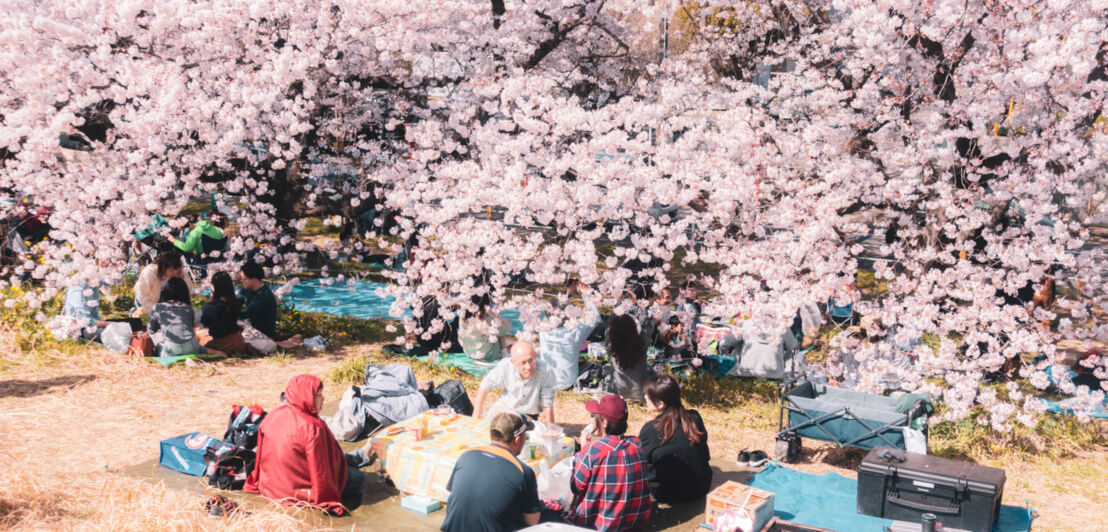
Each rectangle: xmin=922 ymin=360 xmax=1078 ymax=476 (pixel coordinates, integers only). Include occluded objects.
xmin=285 ymin=279 xmax=524 ymax=333
xmin=1042 ymin=397 xmax=1108 ymax=419
xmin=747 ymin=464 xmax=1033 ymax=532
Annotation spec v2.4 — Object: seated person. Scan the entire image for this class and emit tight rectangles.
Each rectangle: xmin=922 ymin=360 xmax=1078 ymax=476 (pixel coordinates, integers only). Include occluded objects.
xmin=639 ymin=375 xmax=711 ymax=504
xmin=474 ymin=341 xmax=556 ymax=424
xmin=132 ymin=251 xmax=193 ymax=317
xmin=149 ymin=278 xmax=223 ymax=357
xmin=239 ymin=261 xmax=301 ymax=348
xmin=561 ymin=394 xmax=651 ymax=531
xmin=621 ymin=284 xmax=655 ymax=350
xmin=441 ymin=412 xmax=541 ymax=532
xmin=133 ymin=213 xmax=175 ymax=254
xmin=200 ymin=271 xmax=246 ymax=356
xmin=60 ymin=280 xmax=143 ymax=342
xmin=678 ymin=283 xmax=703 ymax=346
xmin=650 ymin=286 xmax=675 ymax=345
xmin=797 ymin=301 xmax=824 ymax=347
xmin=387 ymin=295 xmax=461 ymax=357
xmin=458 ymin=293 xmax=512 ymax=360
xmin=726 ymin=318 xmax=798 ymax=379
xmin=660 ymin=314 xmax=694 ymax=359
xmin=539 ymin=279 xmax=601 ymax=390
xmin=606 ymin=314 xmax=651 ymax=402
xmin=61 ymin=279 xmax=108 ymax=341
xmin=245 ymin=374 xmax=371 ymax=515
xmin=169 ymin=213 xmax=226 ymax=258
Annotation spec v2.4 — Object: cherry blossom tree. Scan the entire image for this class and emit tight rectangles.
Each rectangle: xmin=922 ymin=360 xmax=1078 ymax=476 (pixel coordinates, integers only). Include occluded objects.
xmin=1 ymin=0 xmax=1106 ymax=426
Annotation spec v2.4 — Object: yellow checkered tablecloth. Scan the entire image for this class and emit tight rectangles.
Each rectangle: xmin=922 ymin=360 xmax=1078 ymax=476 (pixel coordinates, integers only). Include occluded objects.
xmin=369 ymin=412 xmax=574 ymax=501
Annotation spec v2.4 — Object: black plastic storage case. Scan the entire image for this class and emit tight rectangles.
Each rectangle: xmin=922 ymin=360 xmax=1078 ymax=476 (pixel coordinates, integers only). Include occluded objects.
xmin=857 ymin=447 xmax=1005 ymax=532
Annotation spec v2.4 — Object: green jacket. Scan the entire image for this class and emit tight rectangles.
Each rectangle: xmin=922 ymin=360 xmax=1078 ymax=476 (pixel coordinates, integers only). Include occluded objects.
xmin=174 ymin=220 xmax=225 ymax=255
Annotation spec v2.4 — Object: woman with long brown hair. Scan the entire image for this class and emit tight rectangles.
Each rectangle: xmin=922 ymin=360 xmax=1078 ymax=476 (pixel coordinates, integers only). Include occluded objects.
xmin=638 ymin=374 xmax=712 ymax=503
xmin=607 ymin=313 xmax=651 ymax=402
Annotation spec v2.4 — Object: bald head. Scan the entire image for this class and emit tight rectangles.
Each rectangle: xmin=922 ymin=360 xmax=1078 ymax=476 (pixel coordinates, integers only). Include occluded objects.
xmin=510 ymin=340 xmax=538 ymax=380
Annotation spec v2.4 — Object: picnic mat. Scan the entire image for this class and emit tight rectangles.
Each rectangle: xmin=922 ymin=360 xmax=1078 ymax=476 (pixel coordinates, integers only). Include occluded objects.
xmin=747 ymin=464 xmax=1034 ymax=532
xmin=148 ymin=354 xmax=224 ymax=367
xmin=414 ymin=352 xmax=498 ymax=377
xmin=120 ymin=402 xmax=447 ymax=530
xmin=1042 ymin=396 xmax=1108 ymax=419
xmin=369 ymin=412 xmax=574 ymax=502
xmin=285 ymin=279 xmax=524 ymax=332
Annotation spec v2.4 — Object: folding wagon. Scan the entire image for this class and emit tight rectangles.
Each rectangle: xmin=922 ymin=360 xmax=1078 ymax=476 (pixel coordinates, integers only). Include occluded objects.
xmin=775 ymin=378 xmax=929 ymax=462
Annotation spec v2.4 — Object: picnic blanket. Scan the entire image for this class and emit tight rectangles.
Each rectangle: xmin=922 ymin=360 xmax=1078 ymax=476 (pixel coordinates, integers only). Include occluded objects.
xmin=415 ymin=352 xmax=498 ymax=377
xmin=746 ymin=464 xmax=1033 ymax=532
xmin=1042 ymin=396 xmax=1108 ymax=419
xmin=285 ymin=279 xmax=524 ymax=332
xmin=147 ymin=354 xmax=224 ymax=367
xmin=369 ymin=412 xmax=573 ymax=502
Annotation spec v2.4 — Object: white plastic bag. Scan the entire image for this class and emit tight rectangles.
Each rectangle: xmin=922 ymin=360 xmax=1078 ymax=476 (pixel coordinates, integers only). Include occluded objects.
xmin=536 ymin=457 xmax=574 ymax=504
xmin=304 ymin=335 xmax=328 ymax=350
xmin=326 ymin=386 xmax=365 ymax=441
xmin=100 ymin=322 xmax=131 ymax=351
xmin=242 ymin=323 xmax=277 ymax=354
xmin=903 ymin=427 xmax=928 ymax=455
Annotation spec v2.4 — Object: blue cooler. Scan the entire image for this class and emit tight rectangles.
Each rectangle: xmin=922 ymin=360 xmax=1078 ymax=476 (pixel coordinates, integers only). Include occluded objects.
xmin=159 ymin=433 xmax=235 ymax=476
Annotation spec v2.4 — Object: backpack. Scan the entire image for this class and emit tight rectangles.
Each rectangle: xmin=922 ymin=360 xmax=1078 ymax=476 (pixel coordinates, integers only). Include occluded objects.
xmin=205 ymin=447 xmax=256 ymax=490
xmin=128 ymin=331 xmax=155 ymax=359
xmin=428 ymin=379 xmax=474 ymax=417
xmin=223 ymin=405 xmax=266 ymax=450
xmin=574 ymin=362 xmax=613 ymax=393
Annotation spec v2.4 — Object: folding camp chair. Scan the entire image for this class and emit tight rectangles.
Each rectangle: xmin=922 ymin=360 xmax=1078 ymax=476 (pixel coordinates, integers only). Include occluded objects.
xmin=827 ymin=297 xmax=853 ymax=327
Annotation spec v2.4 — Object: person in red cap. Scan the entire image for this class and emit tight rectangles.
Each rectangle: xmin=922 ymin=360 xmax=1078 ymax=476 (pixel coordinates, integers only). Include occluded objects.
xmin=244 ymin=374 xmax=370 ymax=515
xmin=560 ymin=394 xmax=652 ymax=531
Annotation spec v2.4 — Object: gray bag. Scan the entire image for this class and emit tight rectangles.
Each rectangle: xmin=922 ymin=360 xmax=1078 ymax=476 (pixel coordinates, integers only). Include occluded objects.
xmin=325 ymin=386 xmax=367 ymax=441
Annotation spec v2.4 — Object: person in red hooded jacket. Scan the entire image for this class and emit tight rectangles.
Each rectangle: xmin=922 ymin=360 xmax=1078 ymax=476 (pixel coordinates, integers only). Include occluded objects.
xmin=245 ymin=374 xmax=371 ymax=515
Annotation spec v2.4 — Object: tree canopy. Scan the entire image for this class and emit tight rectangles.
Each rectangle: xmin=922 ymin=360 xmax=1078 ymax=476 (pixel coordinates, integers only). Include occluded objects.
xmin=1 ymin=0 xmax=1106 ymax=426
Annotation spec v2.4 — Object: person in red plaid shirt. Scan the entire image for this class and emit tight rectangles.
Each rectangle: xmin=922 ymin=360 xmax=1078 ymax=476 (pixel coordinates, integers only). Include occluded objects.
xmin=562 ymin=394 xmax=652 ymax=531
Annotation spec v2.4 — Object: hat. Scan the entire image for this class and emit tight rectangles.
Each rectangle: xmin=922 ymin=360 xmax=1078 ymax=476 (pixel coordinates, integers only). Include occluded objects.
xmin=489 ymin=412 xmax=534 ymax=442
xmin=585 ymin=394 xmax=628 ymax=423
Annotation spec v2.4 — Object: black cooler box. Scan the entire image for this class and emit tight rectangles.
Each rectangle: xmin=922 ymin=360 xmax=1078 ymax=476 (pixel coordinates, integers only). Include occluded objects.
xmin=858 ymin=447 xmax=1005 ymax=532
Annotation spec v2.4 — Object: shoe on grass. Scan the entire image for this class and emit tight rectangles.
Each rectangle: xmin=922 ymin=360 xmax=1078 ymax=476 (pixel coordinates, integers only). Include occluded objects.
xmin=736 ymin=449 xmax=751 ymax=466
xmin=747 ymin=450 xmax=769 ymax=467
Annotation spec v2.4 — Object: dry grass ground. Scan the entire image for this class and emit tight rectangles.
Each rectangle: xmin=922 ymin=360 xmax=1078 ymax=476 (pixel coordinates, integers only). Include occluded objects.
xmin=1 ymin=332 xmax=1105 ymax=531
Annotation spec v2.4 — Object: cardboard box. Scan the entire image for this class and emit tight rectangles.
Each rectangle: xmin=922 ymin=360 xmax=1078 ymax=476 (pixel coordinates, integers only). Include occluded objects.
xmin=705 ymin=481 xmax=774 ymax=532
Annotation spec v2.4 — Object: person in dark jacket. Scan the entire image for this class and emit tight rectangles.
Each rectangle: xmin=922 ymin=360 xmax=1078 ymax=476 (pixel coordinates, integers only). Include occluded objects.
xmin=200 ymin=271 xmax=246 ymax=355
xmin=638 ymin=374 xmax=711 ymax=504
xmin=607 ymin=314 xmax=652 ymax=403
xmin=239 ymin=261 xmax=301 ymax=348
xmin=245 ymin=374 xmax=370 ymax=515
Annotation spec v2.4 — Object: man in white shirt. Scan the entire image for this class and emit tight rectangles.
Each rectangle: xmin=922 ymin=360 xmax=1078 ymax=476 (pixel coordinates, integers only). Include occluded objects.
xmin=473 ymin=341 xmax=556 ymax=424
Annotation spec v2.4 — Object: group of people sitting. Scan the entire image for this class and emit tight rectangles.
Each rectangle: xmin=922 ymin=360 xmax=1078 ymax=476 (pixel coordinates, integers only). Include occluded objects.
xmin=61 ymin=251 xmax=301 ymax=356
xmin=445 ymin=376 xmax=711 ymax=532
xmin=405 ymin=279 xmax=701 ymax=408
xmin=245 ymin=372 xmax=710 ymax=532
xmin=413 ymin=276 xmax=827 ymax=406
